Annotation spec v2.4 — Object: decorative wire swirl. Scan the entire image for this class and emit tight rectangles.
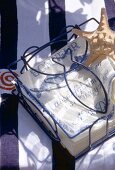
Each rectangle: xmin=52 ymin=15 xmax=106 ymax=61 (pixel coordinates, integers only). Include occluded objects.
xmin=20 ymin=25 xmax=88 ymax=75
xmin=19 ymin=17 xmax=99 ymax=74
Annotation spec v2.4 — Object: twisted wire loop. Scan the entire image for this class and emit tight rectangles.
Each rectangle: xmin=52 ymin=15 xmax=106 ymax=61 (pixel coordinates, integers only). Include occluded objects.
xmin=8 ymin=18 xmax=99 ymax=73
xmin=19 ymin=18 xmax=99 ymax=75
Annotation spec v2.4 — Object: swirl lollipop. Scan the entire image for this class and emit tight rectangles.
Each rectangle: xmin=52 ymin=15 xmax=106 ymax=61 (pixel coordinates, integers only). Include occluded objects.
xmin=0 ymin=71 xmax=18 ymax=91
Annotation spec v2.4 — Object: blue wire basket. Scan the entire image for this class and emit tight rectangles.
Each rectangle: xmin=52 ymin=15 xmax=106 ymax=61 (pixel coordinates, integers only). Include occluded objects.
xmin=8 ymin=17 xmax=115 ymax=159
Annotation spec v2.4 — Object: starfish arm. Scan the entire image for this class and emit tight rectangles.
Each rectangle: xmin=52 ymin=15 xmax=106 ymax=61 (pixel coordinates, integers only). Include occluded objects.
xmin=85 ymin=54 xmax=106 ymax=66
xmin=72 ymin=28 xmax=94 ymax=40
xmin=98 ymin=8 xmax=109 ymax=31
xmin=73 ymin=8 xmax=115 ymax=66
xmin=111 ymin=55 xmax=115 ymax=61
xmin=85 ymin=54 xmax=100 ymax=66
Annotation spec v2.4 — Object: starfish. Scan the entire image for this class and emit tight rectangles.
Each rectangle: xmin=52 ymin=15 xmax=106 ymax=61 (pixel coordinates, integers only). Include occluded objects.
xmin=72 ymin=8 xmax=115 ymax=66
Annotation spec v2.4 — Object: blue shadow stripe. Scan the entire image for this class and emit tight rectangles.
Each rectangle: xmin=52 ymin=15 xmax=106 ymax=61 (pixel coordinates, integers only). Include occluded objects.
xmin=0 ymin=0 xmax=18 ymax=69
xmin=0 ymin=94 xmax=19 ymax=170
